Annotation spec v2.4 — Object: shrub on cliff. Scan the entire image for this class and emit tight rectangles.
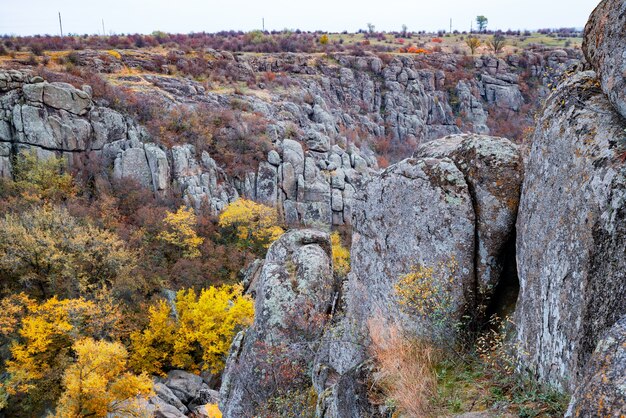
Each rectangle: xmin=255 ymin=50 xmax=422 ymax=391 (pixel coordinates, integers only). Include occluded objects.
xmin=130 ymin=285 xmax=254 ymax=375
xmin=218 ymin=199 xmax=284 ymax=256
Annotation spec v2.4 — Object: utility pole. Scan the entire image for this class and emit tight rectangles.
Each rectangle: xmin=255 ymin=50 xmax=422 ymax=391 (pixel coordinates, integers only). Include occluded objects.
xmin=450 ymin=18 xmax=452 ymax=34
xmin=262 ymin=18 xmax=265 ymax=31
xmin=58 ymin=12 xmax=63 ymax=37
xmin=102 ymin=18 xmax=105 ymax=36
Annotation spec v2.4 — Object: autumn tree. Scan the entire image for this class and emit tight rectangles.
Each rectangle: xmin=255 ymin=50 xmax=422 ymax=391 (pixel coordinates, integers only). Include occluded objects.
xmin=330 ymin=232 xmax=350 ymax=277
xmin=218 ymin=199 xmax=284 ymax=255
xmin=130 ymin=284 xmax=254 ymax=375
xmin=158 ymin=206 xmax=204 ymax=259
xmin=465 ymin=36 xmax=481 ymax=55
xmin=319 ymin=34 xmax=329 ymax=45
xmin=0 ymin=206 xmax=138 ymax=299
xmin=0 ymin=294 xmax=123 ymax=415
xmin=487 ymin=34 xmax=506 ymax=54
xmin=476 ymin=15 xmax=488 ymax=33
xmin=54 ymin=338 xmax=152 ymax=418
xmin=11 ymin=150 xmax=76 ymax=203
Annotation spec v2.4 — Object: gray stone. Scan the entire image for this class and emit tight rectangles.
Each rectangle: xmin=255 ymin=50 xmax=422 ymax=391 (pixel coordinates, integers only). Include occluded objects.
xmin=416 ymin=134 xmax=522 ymax=307
xmin=583 ymin=0 xmax=626 ymax=120
xmin=220 ymin=230 xmax=336 ymax=418
xmin=267 ymin=149 xmax=281 ymax=166
xmin=164 ymin=370 xmax=205 ymax=405
xmin=42 ymin=82 xmax=91 ymax=115
xmin=566 ymin=316 xmax=626 ymax=417
xmin=153 ymin=382 xmax=189 ymax=413
xmin=113 ymin=147 xmax=152 ymax=188
xmin=514 ymin=71 xmax=626 ymax=391
xmin=314 ymin=157 xmax=476 ymax=415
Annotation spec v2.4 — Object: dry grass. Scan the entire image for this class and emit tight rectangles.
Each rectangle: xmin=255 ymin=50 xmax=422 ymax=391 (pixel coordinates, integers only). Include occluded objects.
xmin=368 ymin=318 xmax=440 ymax=417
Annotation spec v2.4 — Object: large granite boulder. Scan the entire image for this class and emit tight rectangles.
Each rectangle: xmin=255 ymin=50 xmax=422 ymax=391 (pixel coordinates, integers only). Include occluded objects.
xmin=416 ymin=134 xmax=522 ymax=308
xmin=583 ymin=0 xmax=626 ymax=120
xmin=314 ymin=157 xmax=476 ymax=416
xmin=514 ymin=71 xmax=626 ymax=391
xmin=219 ymin=229 xmax=336 ymax=418
xmin=565 ymin=316 xmax=626 ymax=417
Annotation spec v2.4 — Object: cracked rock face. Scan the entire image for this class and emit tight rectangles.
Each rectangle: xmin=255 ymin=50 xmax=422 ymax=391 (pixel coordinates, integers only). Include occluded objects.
xmin=416 ymin=134 xmax=522 ymax=308
xmin=311 ymin=135 xmax=522 ymax=417
xmin=314 ymin=157 xmax=477 ymax=416
xmin=565 ymin=315 xmax=626 ymax=417
xmin=219 ymin=229 xmax=336 ymax=418
xmin=583 ymin=0 xmax=626 ymax=121
xmin=514 ymin=71 xmax=626 ymax=392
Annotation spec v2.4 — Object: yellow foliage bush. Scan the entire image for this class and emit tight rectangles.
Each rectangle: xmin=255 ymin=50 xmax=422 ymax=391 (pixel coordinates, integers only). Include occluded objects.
xmin=158 ymin=206 xmax=204 ymax=259
xmin=0 ymin=206 xmax=138 ymax=299
xmin=330 ymin=232 xmax=350 ymax=277
xmin=107 ymin=49 xmax=122 ymax=60
xmin=319 ymin=34 xmax=329 ymax=45
xmin=11 ymin=150 xmax=75 ymax=203
xmin=394 ymin=258 xmax=458 ymax=320
xmin=0 ymin=293 xmax=124 ymax=413
xmin=218 ymin=199 xmax=284 ymax=254
xmin=54 ymin=338 xmax=152 ymax=418
xmin=130 ymin=284 xmax=254 ymax=375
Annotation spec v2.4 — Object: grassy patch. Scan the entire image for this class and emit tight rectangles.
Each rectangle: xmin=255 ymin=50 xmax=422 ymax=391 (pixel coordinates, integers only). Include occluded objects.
xmin=433 ymin=357 xmax=569 ymax=417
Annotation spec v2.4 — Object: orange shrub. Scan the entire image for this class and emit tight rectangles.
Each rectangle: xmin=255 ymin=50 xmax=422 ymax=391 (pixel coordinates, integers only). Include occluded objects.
xmin=407 ymin=46 xmax=431 ymax=54
xmin=368 ymin=318 xmax=439 ymax=416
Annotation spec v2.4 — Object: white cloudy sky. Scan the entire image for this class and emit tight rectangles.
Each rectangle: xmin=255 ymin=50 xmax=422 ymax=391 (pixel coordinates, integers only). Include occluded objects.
xmin=1 ymin=0 xmax=601 ymax=36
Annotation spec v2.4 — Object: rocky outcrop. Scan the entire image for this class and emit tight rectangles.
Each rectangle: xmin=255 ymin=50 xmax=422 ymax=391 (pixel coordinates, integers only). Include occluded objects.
xmin=416 ymin=134 xmax=522 ymax=308
xmin=583 ymin=0 xmax=626 ymax=120
xmin=514 ymin=71 xmax=626 ymax=391
xmin=565 ymin=315 xmax=626 ymax=417
xmin=313 ymin=157 xmax=475 ymax=416
xmin=311 ymin=136 xmax=522 ymax=416
xmin=219 ymin=229 xmax=336 ymax=418
xmin=0 ymin=69 xmax=376 ymax=226
xmin=141 ymin=370 xmax=220 ymax=418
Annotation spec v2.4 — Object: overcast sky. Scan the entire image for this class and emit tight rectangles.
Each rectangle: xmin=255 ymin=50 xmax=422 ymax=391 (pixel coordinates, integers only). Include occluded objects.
xmin=1 ymin=0 xmax=601 ymax=36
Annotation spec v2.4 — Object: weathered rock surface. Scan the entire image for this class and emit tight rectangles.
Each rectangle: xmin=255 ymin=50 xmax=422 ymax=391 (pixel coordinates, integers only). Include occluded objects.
xmin=565 ymin=315 xmax=626 ymax=417
xmin=416 ymin=134 xmax=522 ymax=306
xmin=583 ymin=0 xmax=626 ymax=120
xmin=514 ymin=71 xmax=626 ymax=391
xmin=143 ymin=370 xmax=220 ymax=418
xmin=0 ymin=69 xmax=376 ymax=225
xmin=219 ymin=229 xmax=336 ymax=417
xmin=314 ymin=157 xmax=477 ymax=416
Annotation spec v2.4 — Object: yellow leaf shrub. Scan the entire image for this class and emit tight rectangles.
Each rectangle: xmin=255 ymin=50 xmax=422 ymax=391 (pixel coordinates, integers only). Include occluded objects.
xmin=218 ymin=199 xmax=284 ymax=254
xmin=0 ymin=293 xmax=124 ymax=414
xmin=0 ymin=206 xmax=138 ymax=299
xmin=158 ymin=206 xmax=204 ymax=259
xmin=330 ymin=232 xmax=350 ymax=277
xmin=205 ymin=403 xmax=223 ymax=418
xmin=54 ymin=338 xmax=152 ymax=418
xmin=130 ymin=284 xmax=254 ymax=375
xmin=394 ymin=258 xmax=458 ymax=321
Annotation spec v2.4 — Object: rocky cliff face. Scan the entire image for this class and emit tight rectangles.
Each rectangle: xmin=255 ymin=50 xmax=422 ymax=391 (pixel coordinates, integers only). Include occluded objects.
xmin=0 ymin=44 xmax=577 ymax=228
xmin=0 ymin=68 xmax=375 ymax=225
xmin=219 ymin=229 xmax=336 ymax=417
xmin=565 ymin=315 xmax=626 ymax=417
xmin=217 ymin=134 xmax=523 ymax=417
xmin=510 ymin=1 xmax=626 ymax=393
xmin=513 ymin=70 xmax=626 ymax=392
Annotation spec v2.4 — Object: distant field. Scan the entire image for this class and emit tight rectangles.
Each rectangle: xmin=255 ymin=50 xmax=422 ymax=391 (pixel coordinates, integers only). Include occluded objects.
xmin=326 ymin=32 xmax=582 ymax=54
